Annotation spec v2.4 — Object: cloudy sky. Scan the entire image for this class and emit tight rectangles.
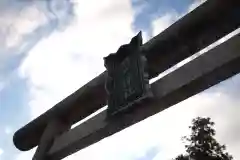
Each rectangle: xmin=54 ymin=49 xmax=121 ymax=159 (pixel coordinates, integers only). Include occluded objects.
xmin=0 ymin=0 xmax=240 ymax=159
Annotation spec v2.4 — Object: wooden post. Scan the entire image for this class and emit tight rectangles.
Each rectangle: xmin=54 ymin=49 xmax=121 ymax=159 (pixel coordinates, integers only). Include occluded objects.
xmin=33 ymin=119 xmax=70 ymax=160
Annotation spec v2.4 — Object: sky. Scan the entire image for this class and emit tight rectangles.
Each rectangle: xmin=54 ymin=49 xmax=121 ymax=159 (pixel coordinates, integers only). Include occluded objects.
xmin=0 ymin=0 xmax=240 ymax=159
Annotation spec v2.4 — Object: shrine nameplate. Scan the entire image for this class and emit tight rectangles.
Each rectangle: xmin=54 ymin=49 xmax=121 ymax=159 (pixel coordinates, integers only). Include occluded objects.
xmin=104 ymin=32 xmax=151 ymax=116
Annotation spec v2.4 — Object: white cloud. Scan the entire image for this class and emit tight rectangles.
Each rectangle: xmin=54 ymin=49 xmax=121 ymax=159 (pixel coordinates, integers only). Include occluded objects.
xmin=5 ymin=6 xmax=47 ymax=49
xmin=15 ymin=148 xmax=36 ymax=160
xmin=0 ymin=148 xmax=3 ymax=156
xmin=152 ymin=11 xmax=179 ymax=37
xmin=0 ymin=2 xmax=48 ymax=53
xmin=19 ymin=0 xmax=135 ymax=120
xmin=151 ymin=0 xmax=205 ymax=38
xmin=4 ymin=127 xmax=13 ymax=135
xmin=0 ymin=81 xmax=4 ymax=92
xmin=188 ymin=0 xmax=206 ymax=12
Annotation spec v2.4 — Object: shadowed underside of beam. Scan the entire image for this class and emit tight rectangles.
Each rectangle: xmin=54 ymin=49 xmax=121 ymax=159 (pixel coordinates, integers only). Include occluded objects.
xmin=48 ymin=33 xmax=240 ymax=160
xmin=13 ymin=0 xmax=240 ymax=151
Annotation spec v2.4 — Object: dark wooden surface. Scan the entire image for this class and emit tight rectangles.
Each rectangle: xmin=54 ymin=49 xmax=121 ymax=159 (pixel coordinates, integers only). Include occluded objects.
xmin=13 ymin=0 xmax=240 ymax=151
xmin=48 ymin=33 xmax=240 ymax=159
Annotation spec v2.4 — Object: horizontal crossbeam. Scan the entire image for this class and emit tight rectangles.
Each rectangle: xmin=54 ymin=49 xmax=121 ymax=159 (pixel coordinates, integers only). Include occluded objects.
xmin=13 ymin=0 xmax=240 ymax=151
xmin=48 ymin=33 xmax=240 ymax=159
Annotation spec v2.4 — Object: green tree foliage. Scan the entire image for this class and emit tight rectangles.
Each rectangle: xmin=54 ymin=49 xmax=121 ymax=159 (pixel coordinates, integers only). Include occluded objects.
xmin=174 ymin=117 xmax=233 ymax=160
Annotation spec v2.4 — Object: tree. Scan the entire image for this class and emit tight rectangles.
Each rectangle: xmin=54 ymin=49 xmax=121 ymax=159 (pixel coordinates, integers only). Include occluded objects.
xmin=174 ymin=117 xmax=233 ymax=160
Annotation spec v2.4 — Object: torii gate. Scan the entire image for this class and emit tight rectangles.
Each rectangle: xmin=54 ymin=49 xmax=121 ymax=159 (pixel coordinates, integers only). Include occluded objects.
xmin=13 ymin=0 xmax=240 ymax=159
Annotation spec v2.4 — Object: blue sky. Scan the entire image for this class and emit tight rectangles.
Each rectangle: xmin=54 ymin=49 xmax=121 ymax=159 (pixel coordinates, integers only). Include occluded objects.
xmin=0 ymin=0 xmax=240 ymax=160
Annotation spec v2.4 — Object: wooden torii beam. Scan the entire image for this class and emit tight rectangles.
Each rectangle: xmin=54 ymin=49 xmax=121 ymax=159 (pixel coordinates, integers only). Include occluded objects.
xmin=49 ymin=32 xmax=240 ymax=159
xmin=13 ymin=0 xmax=240 ymax=159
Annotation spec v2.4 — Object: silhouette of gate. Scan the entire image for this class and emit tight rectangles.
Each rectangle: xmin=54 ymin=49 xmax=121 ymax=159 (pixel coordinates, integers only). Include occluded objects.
xmin=13 ymin=0 xmax=240 ymax=159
